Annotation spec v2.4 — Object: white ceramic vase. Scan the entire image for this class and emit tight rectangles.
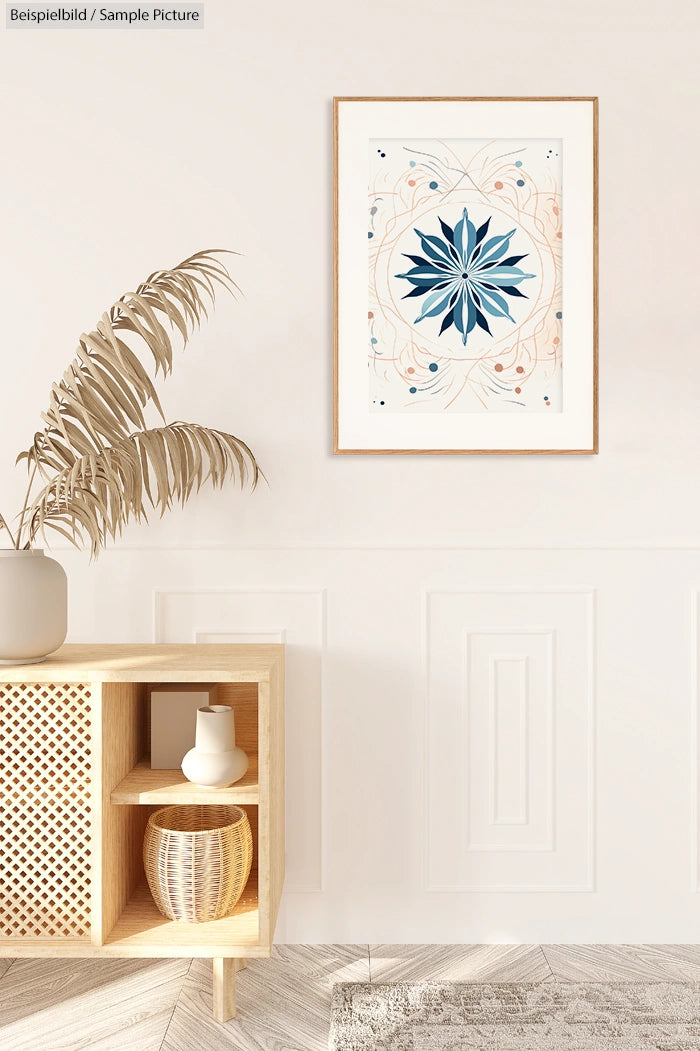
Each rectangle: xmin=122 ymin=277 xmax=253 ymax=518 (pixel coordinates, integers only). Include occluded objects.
xmin=181 ymin=704 xmax=249 ymax=789
xmin=0 ymin=549 xmax=67 ymax=665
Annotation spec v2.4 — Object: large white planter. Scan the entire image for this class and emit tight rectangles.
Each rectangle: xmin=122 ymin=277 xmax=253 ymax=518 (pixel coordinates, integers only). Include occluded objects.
xmin=0 ymin=549 xmax=68 ymax=664
xmin=181 ymin=704 xmax=249 ymax=789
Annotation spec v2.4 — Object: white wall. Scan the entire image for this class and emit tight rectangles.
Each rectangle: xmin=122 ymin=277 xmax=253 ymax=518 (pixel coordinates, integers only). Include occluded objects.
xmin=1 ymin=0 xmax=700 ymax=942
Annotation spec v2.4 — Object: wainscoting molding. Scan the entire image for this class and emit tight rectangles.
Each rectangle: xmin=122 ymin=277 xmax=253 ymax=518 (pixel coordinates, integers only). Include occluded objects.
xmin=423 ymin=589 xmax=596 ymax=892
xmin=488 ymin=654 xmax=533 ymax=828
xmin=53 ymin=546 xmax=700 ymax=940
xmin=153 ymin=587 xmax=326 ymax=893
xmin=466 ymin=630 xmax=555 ymax=853
xmin=691 ymin=589 xmax=700 ymax=893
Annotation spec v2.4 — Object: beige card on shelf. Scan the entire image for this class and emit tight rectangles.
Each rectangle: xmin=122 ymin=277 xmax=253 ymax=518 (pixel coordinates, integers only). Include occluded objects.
xmin=150 ymin=683 xmax=218 ymax=769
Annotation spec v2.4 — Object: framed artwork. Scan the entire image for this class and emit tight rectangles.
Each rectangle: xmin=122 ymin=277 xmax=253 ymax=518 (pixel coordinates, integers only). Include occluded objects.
xmin=334 ymin=97 xmax=598 ymax=454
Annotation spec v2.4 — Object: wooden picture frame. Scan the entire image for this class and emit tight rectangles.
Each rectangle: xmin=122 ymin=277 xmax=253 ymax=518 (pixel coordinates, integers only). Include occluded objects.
xmin=334 ymin=97 xmax=598 ymax=454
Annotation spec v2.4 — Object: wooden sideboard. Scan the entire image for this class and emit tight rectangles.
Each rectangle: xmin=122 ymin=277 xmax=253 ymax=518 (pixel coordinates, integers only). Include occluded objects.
xmin=0 ymin=644 xmax=285 ymax=1022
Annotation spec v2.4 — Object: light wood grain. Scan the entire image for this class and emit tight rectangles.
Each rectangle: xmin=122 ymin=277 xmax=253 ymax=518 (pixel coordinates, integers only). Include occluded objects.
xmin=369 ymin=944 xmax=552 ymax=983
xmin=3 ymin=644 xmax=284 ymax=682
xmin=0 ymin=943 xmax=106 ymax=958
xmin=541 ymin=943 xmax=694 ymax=982
xmin=268 ymin=657 xmax=285 ymax=941
xmin=217 ymin=682 xmax=258 ymax=757
xmin=257 ymin=679 xmax=272 ymax=949
xmin=4 ymin=945 xmax=700 ymax=1051
xmin=0 ymin=957 xmax=177 ymax=1026
xmin=212 ymin=957 xmax=236 ymax=1022
xmin=0 ymin=956 xmax=188 ymax=1051
xmin=100 ymin=681 xmax=148 ymax=944
xmin=631 ymin=944 xmax=700 ymax=980
xmin=162 ymin=946 xmax=370 ymax=1051
xmin=111 ymin=757 xmax=259 ymax=805
xmin=103 ymin=878 xmax=261 ymax=957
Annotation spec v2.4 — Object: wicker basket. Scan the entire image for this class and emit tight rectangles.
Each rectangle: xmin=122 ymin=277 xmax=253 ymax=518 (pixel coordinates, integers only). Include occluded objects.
xmin=143 ymin=804 xmax=253 ymax=923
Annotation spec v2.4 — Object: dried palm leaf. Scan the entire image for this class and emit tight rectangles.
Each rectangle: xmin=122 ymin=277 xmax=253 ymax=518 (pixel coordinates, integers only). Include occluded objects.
xmin=5 ymin=249 xmax=259 ymax=555
xmin=26 ymin=423 xmax=259 ymax=558
xmin=17 ymin=250 xmax=238 ymax=477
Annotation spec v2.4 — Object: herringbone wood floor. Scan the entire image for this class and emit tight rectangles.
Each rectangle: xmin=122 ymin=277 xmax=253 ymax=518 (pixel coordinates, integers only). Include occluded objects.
xmin=1 ymin=945 xmax=700 ymax=1050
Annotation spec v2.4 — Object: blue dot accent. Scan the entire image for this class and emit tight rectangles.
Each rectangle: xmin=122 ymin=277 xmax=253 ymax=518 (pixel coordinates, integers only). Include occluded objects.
xmin=409 ymin=386 xmax=417 ymax=394
xmin=516 ymin=179 xmax=525 ymax=187
xmin=409 ymin=160 xmax=416 ymax=167
xmin=371 ymin=338 xmax=378 ymax=345
xmin=556 ymin=311 xmax=562 ymax=319
xmin=544 ymin=396 xmax=549 ymax=401
xmin=368 ymin=232 xmax=373 ymax=239
xmin=515 ymin=160 xmax=523 ymax=168
xmin=429 ymin=362 xmax=438 ymax=372
xmin=429 ymin=181 xmax=438 ymax=190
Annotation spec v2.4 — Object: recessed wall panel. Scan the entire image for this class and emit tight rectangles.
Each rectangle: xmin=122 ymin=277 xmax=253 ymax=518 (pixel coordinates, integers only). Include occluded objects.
xmin=426 ymin=589 xmax=594 ymax=891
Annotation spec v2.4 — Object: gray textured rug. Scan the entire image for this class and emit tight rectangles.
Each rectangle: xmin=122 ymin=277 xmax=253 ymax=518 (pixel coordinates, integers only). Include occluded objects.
xmin=329 ymin=982 xmax=700 ymax=1049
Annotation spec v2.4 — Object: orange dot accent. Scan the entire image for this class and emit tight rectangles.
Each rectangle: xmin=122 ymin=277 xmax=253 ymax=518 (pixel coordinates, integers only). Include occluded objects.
xmin=515 ymin=387 xmax=521 ymax=394
xmin=556 ymin=231 xmax=562 ymax=238
xmin=553 ymin=337 xmax=560 ymax=345
xmin=516 ymin=366 xmax=524 ymax=374
xmin=546 ymin=401 xmax=552 ymax=406
xmin=494 ymin=181 xmax=503 ymax=189
xmin=407 ymin=367 xmax=415 ymax=374
xmin=368 ymin=311 xmax=374 ymax=319
xmin=408 ymin=180 xmax=416 ymax=186
xmin=494 ymin=363 xmax=504 ymax=372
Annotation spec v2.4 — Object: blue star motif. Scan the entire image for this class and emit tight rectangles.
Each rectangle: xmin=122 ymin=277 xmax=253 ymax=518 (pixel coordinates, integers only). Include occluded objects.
xmin=395 ymin=207 xmax=535 ymax=346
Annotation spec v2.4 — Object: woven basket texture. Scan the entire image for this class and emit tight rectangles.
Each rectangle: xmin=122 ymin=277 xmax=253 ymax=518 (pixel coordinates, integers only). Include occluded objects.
xmin=143 ymin=804 xmax=253 ymax=923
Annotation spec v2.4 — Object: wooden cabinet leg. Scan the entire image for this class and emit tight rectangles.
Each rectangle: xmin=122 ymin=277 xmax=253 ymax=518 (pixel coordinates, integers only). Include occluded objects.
xmin=213 ymin=957 xmax=236 ymax=1022
xmin=234 ymin=958 xmax=247 ymax=972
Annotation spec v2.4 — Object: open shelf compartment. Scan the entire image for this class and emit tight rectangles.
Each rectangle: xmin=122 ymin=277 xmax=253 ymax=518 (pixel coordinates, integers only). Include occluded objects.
xmin=92 ymin=645 xmax=284 ymax=958
xmin=111 ymin=757 xmax=260 ymax=805
xmin=102 ymin=802 xmax=262 ymax=957
xmin=108 ymin=675 xmax=260 ymax=805
xmin=103 ymin=875 xmax=263 ymax=957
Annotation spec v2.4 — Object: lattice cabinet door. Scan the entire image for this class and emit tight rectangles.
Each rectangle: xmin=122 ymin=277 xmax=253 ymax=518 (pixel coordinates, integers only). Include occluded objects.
xmin=0 ymin=683 xmax=93 ymax=941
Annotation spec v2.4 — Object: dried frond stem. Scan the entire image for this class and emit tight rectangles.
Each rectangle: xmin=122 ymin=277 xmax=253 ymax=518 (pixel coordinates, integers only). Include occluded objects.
xmin=8 ymin=250 xmax=258 ymax=555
